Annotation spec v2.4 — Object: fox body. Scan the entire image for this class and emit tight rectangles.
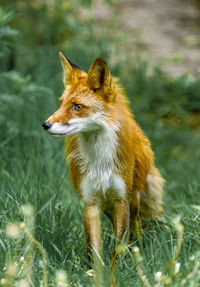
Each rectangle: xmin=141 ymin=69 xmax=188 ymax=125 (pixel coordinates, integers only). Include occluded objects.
xmin=43 ymin=53 xmax=164 ymax=259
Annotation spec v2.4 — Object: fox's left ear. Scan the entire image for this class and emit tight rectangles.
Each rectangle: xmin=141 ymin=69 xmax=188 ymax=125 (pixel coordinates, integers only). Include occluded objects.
xmin=59 ymin=52 xmax=75 ymax=86
xmin=87 ymin=58 xmax=111 ymax=90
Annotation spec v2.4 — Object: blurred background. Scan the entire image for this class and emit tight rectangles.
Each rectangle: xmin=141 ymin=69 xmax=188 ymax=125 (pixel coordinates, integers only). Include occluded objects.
xmin=93 ymin=0 xmax=200 ymax=76
xmin=0 ymin=0 xmax=200 ymax=286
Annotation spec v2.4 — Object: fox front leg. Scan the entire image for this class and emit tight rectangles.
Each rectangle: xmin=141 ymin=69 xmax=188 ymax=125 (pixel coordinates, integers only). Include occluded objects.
xmin=113 ymin=198 xmax=130 ymax=241
xmin=84 ymin=205 xmax=101 ymax=262
xmin=110 ymin=198 xmax=130 ymax=287
xmin=111 ymin=198 xmax=130 ymax=264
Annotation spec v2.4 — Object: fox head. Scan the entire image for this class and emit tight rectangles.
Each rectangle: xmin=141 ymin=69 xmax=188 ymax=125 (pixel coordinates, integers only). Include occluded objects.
xmin=42 ymin=53 xmax=119 ymax=137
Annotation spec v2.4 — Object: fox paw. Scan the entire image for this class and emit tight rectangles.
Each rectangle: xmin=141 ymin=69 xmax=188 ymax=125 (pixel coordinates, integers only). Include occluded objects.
xmin=86 ymin=269 xmax=95 ymax=278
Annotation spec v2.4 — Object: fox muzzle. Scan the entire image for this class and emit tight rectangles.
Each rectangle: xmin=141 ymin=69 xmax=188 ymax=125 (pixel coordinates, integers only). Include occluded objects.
xmin=42 ymin=121 xmax=52 ymax=130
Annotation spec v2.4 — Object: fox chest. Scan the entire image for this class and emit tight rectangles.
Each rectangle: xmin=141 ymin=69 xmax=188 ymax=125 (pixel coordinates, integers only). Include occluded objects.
xmin=70 ymin=132 xmax=126 ymax=204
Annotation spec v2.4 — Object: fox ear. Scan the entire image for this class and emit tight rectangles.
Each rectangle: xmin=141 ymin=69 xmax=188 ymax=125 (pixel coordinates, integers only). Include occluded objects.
xmin=59 ymin=52 xmax=75 ymax=86
xmin=87 ymin=58 xmax=111 ymax=90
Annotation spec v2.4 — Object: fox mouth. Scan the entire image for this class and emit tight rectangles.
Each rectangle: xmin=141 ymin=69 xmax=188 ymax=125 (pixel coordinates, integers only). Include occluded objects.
xmin=48 ymin=132 xmax=66 ymax=137
xmin=45 ymin=123 xmax=71 ymax=137
xmin=44 ymin=120 xmax=90 ymax=137
xmin=48 ymin=123 xmax=69 ymax=136
xmin=43 ymin=116 xmax=103 ymax=137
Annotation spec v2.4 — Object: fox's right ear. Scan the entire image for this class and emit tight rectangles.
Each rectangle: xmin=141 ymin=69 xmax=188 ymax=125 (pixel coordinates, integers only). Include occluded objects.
xmin=87 ymin=58 xmax=111 ymax=90
xmin=59 ymin=52 xmax=75 ymax=86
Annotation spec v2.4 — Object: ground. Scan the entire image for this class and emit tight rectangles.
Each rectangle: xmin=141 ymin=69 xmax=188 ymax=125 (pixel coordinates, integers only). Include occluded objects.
xmin=92 ymin=0 xmax=200 ymax=77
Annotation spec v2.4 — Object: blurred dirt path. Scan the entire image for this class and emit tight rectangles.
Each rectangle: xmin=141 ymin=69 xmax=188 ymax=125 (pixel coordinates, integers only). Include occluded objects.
xmin=92 ymin=0 xmax=200 ymax=77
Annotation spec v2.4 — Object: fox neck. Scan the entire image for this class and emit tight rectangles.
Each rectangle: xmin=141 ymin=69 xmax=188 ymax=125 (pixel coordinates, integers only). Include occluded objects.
xmin=78 ymin=122 xmax=118 ymax=179
xmin=74 ymin=122 xmax=122 ymax=202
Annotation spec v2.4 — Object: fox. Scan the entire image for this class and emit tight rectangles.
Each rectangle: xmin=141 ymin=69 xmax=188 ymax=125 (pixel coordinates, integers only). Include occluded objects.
xmin=42 ymin=52 xmax=164 ymax=263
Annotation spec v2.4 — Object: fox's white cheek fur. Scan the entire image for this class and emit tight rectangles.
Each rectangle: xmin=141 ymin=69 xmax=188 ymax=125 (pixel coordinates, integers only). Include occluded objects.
xmin=46 ymin=118 xmax=100 ymax=137
xmin=47 ymin=113 xmax=105 ymax=136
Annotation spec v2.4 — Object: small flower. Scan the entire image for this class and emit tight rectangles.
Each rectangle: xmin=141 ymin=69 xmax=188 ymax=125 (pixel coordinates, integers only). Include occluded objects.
xmin=172 ymin=215 xmax=184 ymax=233
xmin=133 ymin=246 xmax=142 ymax=263
xmin=174 ymin=262 xmax=181 ymax=274
xmin=6 ymin=223 xmax=21 ymax=239
xmin=133 ymin=246 xmax=139 ymax=253
xmin=85 ymin=269 xmax=95 ymax=278
xmin=56 ymin=270 xmax=69 ymax=287
xmin=155 ymin=271 xmax=162 ymax=281
xmin=117 ymin=244 xmax=126 ymax=254
xmin=6 ymin=262 xmax=18 ymax=277
xmin=21 ymin=204 xmax=34 ymax=217
xmin=39 ymin=260 xmax=43 ymax=268
xmin=19 ymin=222 xmax=26 ymax=229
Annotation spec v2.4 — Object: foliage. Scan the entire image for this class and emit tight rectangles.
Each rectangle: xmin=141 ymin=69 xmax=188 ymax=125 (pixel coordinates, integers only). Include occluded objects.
xmin=0 ymin=2 xmax=200 ymax=287
xmin=0 ymin=8 xmax=17 ymax=71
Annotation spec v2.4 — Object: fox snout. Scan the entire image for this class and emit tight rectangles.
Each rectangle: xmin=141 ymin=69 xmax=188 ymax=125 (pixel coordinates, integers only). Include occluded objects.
xmin=42 ymin=121 xmax=52 ymax=130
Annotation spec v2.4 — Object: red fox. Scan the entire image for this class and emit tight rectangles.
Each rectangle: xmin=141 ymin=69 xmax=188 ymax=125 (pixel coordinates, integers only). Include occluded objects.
xmin=42 ymin=52 xmax=164 ymax=261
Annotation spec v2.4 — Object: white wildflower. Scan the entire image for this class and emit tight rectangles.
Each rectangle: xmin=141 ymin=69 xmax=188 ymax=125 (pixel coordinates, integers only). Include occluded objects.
xmin=189 ymin=255 xmax=195 ymax=261
xmin=173 ymin=215 xmax=184 ymax=233
xmin=56 ymin=270 xmax=69 ymax=287
xmin=133 ymin=246 xmax=139 ymax=253
xmin=21 ymin=204 xmax=34 ymax=217
xmin=6 ymin=262 xmax=18 ymax=277
xmin=174 ymin=262 xmax=181 ymax=274
xmin=6 ymin=223 xmax=21 ymax=239
xmin=19 ymin=222 xmax=26 ymax=229
xmin=155 ymin=271 xmax=162 ymax=281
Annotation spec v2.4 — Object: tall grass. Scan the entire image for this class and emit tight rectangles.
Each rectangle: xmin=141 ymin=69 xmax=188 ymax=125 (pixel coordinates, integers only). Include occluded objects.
xmin=0 ymin=2 xmax=200 ymax=286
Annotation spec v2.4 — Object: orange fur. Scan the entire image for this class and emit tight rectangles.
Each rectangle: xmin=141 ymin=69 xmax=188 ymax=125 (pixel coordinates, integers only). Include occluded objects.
xmin=44 ymin=53 xmax=164 ymax=261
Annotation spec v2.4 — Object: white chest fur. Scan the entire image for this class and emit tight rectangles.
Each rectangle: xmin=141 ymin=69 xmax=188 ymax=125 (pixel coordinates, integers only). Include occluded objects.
xmin=75 ymin=125 xmax=126 ymax=203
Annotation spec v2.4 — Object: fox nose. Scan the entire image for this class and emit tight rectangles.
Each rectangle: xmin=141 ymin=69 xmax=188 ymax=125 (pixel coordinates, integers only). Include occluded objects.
xmin=42 ymin=121 xmax=52 ymax=130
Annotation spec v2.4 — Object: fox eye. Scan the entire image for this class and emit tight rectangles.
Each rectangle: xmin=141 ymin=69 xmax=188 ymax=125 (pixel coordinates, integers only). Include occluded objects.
xmin=72 ymin=104 xmax=83 ymax=111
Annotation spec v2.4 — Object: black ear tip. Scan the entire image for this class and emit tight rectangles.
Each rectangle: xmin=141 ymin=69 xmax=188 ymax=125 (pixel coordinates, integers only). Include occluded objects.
xmin=66 ymin=57 xmax=81 ymax=70
xmin=59 ymin=52 xmax=81 ymax=70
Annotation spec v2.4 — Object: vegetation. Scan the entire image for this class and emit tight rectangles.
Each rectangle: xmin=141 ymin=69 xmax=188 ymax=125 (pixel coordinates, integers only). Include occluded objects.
xmin=0 ymin=1 xmax=200 ymax=286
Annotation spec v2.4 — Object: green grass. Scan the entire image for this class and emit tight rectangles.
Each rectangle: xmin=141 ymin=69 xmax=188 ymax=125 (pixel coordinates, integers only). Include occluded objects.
xmin=1 ymin=65 xmax=200 ymax=287
xmin=1 ymin=2 xmax=200 ymax=286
